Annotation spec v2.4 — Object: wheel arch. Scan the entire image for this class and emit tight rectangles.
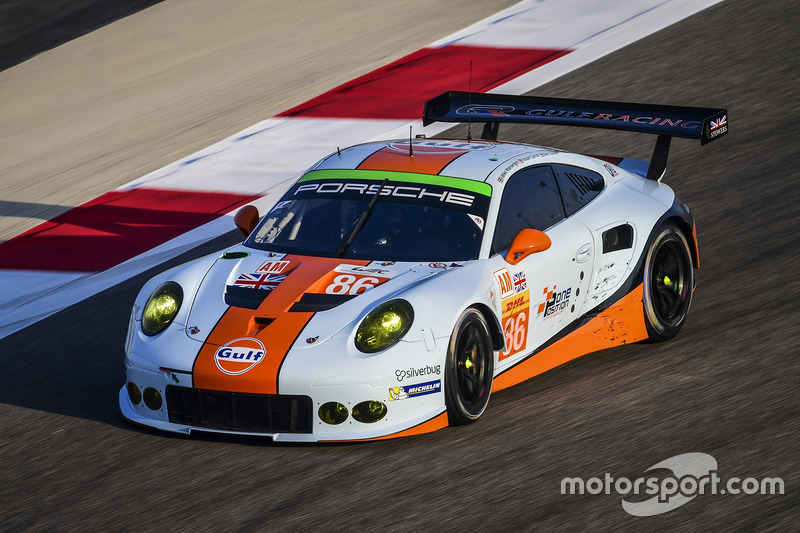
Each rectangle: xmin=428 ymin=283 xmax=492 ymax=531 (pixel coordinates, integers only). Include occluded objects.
xmin=469 ymin=302 xmax=505 ymax=352
xmin=665 ymin=213 xmax=700 ymax=269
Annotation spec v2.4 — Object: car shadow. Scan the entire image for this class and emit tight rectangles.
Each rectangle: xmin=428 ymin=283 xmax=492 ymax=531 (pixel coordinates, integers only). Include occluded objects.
xmin=0 ymin=229 xmax=240 ymax=429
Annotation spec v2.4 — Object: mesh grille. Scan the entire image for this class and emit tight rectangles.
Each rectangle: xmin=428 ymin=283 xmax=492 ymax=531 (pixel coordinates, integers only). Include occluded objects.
xmin=166 ymin=386 xmax=313 ymax=433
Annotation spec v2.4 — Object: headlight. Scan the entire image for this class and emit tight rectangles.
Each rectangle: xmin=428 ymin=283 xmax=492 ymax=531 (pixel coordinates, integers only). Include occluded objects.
xmin=141 ymin=282 xmax=183 ymax=336
xmin=355 ymin=299 xmax=413 ymax=353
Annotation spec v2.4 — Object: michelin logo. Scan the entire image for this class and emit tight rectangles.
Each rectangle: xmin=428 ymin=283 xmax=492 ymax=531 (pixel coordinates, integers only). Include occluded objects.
xmin=389 ymin=380 xmax=442 ymax=401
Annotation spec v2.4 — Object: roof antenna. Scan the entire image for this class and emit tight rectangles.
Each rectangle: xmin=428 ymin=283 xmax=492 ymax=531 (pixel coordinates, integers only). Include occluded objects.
xmin=337 ymin=146 xmax=342 ymax=157
xmin=467 ymin=60 xmax=473 ymax=141
xmin=409 ymin=125 xmax=414 ymax=157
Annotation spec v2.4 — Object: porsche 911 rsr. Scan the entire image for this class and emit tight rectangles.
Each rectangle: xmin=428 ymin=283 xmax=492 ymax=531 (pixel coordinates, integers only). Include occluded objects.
xmin=120 ymin=91 xmax=727 ymax=442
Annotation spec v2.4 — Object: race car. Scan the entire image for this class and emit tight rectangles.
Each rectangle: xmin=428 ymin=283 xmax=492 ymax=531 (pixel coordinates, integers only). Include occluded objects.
xmin=120 ymin=91 xmax=727 ymax=442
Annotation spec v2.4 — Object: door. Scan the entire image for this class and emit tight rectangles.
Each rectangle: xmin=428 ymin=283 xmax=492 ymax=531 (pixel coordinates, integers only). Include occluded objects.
xmin=491 ymin=165 xmax=593 ymax=365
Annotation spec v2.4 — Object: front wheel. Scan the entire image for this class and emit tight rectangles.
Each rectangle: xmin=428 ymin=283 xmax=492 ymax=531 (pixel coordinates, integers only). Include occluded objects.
xmin=445 ymin=308 xmax=494 ymax=425
xmin=642 ymin=222 xmax=694 ymax=341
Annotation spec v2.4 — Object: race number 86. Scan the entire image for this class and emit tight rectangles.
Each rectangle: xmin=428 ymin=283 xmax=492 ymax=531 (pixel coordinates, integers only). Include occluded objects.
xmin=501 ymin=312 xmax=527 ymax=360
xmin=326 ymin=275 xmax=380 ymax=295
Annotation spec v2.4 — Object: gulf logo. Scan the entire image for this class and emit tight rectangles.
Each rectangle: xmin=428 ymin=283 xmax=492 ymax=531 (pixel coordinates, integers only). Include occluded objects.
xmin=214 ymin=337 xmax=266 ymax=376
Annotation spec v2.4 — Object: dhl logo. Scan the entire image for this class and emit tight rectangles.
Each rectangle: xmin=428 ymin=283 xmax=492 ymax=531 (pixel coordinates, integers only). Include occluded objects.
xmin=504 ymin=293 xmax=529 ymax=314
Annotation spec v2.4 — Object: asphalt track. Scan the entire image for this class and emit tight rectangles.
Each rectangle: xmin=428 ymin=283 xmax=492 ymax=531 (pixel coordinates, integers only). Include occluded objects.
xmin=0 ymin=0 xmax=164 ymax=72
xmin=1 ymin=0 xmax=798 ymax=530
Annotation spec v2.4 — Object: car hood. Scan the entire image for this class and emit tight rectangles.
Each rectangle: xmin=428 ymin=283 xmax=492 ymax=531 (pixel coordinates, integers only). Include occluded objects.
xmin=183 ymin=248 xmax=445 ymax=394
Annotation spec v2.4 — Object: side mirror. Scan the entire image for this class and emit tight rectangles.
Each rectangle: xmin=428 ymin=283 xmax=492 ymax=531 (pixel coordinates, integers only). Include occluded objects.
xmin=234 ymin=205 xmax=260 ymax=238
xmin=505 ymin=228 xmax=551 ymax=265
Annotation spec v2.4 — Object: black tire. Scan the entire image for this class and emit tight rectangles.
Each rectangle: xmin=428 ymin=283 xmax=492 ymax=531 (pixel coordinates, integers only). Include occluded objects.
xmin=642 ymin=222 xmax=694 ymax=341
xmin=445 ymin=308 xmax=494 ymax=425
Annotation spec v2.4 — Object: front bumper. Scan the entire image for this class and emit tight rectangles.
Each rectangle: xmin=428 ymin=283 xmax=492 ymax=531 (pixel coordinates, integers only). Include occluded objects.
xmin=120 ymin=342 xmax=449 ymax=442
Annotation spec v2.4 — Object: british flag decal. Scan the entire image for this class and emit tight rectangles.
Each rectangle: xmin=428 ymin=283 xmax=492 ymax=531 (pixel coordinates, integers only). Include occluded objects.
xmin=709 ymin=115 xmax=727 ymax=131
xmin=513 ymin=272 xmax=527 ymax=293
xmin=233 ymin=272 xmax=286 ymax=290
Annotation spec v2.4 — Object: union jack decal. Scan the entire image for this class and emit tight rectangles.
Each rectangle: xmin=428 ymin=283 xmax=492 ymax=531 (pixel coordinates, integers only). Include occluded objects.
xmin=233 ymin=272 xmax=286 ymax=290
xmin=709 ymin=115 xmax=727 ymax=131
xmin=513 ymin=272 xmax=527 ymax=293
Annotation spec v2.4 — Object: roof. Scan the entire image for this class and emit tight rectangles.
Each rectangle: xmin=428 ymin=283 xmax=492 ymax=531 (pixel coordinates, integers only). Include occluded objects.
xmin=312 ymin=138 xmax=557 ymax=182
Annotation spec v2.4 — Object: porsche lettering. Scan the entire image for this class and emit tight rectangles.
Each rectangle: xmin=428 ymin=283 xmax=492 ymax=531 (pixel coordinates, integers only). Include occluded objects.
xmin=294 ymin=182 xmax=475 ymax=207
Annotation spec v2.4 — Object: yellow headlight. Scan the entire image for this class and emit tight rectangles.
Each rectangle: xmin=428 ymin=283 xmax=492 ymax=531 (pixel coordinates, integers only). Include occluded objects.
xmin=141 ymin=282 xmax=183 ymax=336
xmin=355 ymin=300 xmax=413 ymax=353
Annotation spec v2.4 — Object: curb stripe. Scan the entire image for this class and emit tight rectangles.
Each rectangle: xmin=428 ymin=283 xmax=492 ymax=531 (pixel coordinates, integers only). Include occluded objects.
xmin=278 ymin=45 xmax=571 ymax=120
xmin=0 ymin=188 xmax=261 ymax=272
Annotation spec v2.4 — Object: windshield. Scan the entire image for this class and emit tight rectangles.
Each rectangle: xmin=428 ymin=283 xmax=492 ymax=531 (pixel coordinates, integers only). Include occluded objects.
xmin=246 ymin=172 xmax=491 ymax=262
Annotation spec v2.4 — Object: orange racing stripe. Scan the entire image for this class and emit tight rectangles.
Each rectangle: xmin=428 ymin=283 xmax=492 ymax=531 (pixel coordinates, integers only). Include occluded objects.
xmin=357 ymin=145 xmax=468 ymax=174
xmin=193 ymin=255 xmax=370 ymax=394
xmin=493 ymin=284 xmax=649 ymax=392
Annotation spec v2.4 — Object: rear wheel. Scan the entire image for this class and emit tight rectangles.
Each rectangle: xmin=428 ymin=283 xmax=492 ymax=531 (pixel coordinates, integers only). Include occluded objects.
xmin=642 ymin=222 xmax=694 ymax=341
xmin=445 ymin=309 xmax=494 ymax=425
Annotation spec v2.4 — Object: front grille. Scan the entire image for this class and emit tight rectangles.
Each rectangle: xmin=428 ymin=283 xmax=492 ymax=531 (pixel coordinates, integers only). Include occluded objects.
xmin=166 ymin=386 xmax=313 ymax=433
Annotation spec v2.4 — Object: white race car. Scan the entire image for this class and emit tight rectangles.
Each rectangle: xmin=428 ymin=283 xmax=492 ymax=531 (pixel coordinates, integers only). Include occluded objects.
xmin=120 ymin=91 xmax=727 ymax=442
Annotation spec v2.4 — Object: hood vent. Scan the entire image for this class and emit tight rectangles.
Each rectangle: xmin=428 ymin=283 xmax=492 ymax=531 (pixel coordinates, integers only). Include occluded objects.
xmin=224 ymin=285 xmax=270 ymax=309
xmin=289 ymin=293 xmax=356 ymax=313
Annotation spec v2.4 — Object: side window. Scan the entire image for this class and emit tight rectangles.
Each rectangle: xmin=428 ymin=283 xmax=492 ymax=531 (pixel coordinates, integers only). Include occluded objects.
xmin=491 ymin=165 xmax=565 ymax=255
xmin=552 ymin=164 xmax=605 ymax=216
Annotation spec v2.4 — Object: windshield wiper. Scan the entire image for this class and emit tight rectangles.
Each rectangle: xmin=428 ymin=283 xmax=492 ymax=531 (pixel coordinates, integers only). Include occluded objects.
xmin=335 ymin=178 xmax=389 ymax=257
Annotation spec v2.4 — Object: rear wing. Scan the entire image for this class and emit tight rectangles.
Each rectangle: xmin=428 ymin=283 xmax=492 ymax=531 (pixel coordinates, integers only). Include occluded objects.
xmin=422 ymin=91 xmax=728 ymax=181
